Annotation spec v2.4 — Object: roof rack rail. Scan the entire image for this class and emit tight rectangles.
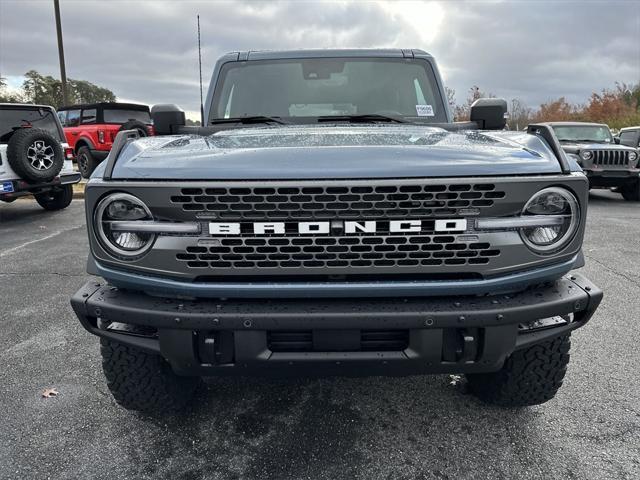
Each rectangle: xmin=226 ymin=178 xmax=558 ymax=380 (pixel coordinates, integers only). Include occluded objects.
xmin=103 ymin=129 xmax=140 ymax=180
xmin=526 ymin=124 xmax=570 ymax=173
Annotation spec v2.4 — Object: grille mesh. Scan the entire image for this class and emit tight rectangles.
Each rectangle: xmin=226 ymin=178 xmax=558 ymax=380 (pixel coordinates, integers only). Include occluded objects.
xmin=176 ymin=235 xmax=500 ymax=270
xmin=171 ymin=183 xmax=506 ymax=220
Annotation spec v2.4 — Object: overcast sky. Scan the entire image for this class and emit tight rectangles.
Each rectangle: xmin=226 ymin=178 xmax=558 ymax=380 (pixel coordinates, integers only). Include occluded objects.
xmin=1 ymin=0 xmax=638 ymax=119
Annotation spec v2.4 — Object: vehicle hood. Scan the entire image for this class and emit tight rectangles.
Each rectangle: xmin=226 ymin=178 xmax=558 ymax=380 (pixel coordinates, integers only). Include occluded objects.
xmin=560 ymin=141 xmax=637 ymax=154
xmin=107 ymin=125 xmax=565 ymax=180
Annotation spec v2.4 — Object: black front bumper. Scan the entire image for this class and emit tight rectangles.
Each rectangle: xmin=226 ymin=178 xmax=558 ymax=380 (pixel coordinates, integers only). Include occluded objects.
xmin=71 ymin=273 xmax=602 ymax=377
xmin=0 ymin=172 xmax=81 ymax=199
xmin=584 ymin=168 xmax=639 ymax=187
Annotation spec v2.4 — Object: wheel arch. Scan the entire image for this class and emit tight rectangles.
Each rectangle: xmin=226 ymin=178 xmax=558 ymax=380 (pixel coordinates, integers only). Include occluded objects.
xmin=74 ymin=137 xmax=95 ymax=153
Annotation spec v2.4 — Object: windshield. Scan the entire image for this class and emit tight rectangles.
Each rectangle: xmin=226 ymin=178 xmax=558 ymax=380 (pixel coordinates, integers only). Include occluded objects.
xmin=0 ymin=108 xmax=63 ymax=143
xmin=552 ymin=125 xmax=613 ymax=143
xmin=210 ymin=57 xmax=447 ymax=123
xmin=103 ymin=109 xmax=151 ymax=124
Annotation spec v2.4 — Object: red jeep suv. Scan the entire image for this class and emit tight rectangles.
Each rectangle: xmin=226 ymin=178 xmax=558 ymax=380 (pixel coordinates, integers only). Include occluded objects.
xmin=58 ymin=102 xmax=154 ymax=178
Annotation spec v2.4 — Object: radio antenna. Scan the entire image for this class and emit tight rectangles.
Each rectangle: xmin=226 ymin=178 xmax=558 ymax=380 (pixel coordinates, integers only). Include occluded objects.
xmin=197 ymin=14 xmax=204 ymax=126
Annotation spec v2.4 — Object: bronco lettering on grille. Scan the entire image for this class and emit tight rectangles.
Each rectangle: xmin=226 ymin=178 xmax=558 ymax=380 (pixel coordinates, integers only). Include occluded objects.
xmin=209 ymin=219 xmax=468 ymax=235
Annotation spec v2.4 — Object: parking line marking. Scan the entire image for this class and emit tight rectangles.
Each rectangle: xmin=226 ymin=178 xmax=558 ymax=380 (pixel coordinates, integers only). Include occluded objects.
xmin=0 ymin=225 xmax=84 ymax=258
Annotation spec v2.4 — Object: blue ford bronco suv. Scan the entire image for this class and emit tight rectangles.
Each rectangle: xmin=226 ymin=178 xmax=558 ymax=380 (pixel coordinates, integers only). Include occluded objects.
xmin=71 ymin=49 xmax=602 ymax=412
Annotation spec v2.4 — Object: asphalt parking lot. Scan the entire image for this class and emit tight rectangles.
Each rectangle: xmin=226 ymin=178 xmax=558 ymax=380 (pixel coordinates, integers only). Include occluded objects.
xmin=0 ymin=192 xmax=639 ymax=480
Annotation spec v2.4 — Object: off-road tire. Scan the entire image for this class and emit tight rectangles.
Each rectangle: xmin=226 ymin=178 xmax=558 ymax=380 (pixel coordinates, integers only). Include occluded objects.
xmin=76 ymin=146 xmax=100 ymax=179
xmin=466 ymin=335 xmax=571 ymax=407
xmin=6 ymin=128 xmax=64 ymax=182
xmin=34 ymin=184 xmax=73 ymax=211
xmin=118 ymin=120 xmax=149 ymax=138
xmin=100 ymin=338 xmax=200 ymax=412
xmin=620 ymin=180 xmax=640 ymax=201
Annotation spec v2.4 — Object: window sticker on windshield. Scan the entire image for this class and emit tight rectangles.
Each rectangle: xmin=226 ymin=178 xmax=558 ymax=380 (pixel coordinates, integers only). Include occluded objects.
xmin=416 ymin=105 xmax=434 ymax=117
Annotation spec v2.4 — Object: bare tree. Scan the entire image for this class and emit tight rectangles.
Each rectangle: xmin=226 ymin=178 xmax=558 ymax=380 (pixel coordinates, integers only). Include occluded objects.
xmin=508 ymin=98 xmax=532 ymax=131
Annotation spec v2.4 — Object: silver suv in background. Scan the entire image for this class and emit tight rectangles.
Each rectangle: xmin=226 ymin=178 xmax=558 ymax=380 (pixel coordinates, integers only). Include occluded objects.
xmin=546 ymin=122 xmax=640 ymax=201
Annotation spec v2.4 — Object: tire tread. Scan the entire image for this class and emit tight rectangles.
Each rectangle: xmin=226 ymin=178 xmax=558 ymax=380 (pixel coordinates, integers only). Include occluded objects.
xmin=467 ymin=334 xmax=571 ymax=407
xmin=100 ymin=338 xmax=199 ymax=412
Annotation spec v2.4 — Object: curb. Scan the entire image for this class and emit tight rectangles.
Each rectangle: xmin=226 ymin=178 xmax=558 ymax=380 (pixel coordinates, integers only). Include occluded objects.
xmin=73 ymin=179 xmax=86 ymax=200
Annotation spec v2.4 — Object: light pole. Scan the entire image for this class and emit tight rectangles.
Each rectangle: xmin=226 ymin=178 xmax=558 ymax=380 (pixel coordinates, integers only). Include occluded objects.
xmin=53 ymin=0 xmax=68 ymax=106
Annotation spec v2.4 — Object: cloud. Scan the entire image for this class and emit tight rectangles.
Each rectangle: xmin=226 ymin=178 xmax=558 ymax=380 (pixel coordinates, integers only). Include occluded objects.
xmin=0 ymin=0 xmax=638 ymax=119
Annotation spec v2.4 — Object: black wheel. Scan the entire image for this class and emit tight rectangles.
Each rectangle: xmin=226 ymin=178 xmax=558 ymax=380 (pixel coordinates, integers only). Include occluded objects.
xmin=118 ymin=120 xmax=149 ymax=138
xmin=6 ymin=128 xmax=64 ymax=182
xmin=34 ymin=184 xmax=73 ymax=211
xmin=620 ymin=180 xmax=640 ymax=201
xmin=100 ymin=338 xmax=200 ymax=412
xmin=76 ymin=146 xmax=101 ymax=179
xmin=466 ymin=335 xmax=571 ymax=407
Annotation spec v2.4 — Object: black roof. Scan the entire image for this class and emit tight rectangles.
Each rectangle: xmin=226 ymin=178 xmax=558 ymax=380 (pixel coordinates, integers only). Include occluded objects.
xmin=58 ymin=102 xmax=149 ymax=111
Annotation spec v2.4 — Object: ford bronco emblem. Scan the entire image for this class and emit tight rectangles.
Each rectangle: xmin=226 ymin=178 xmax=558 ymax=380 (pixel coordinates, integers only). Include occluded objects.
xmin=208 ymin=219 xmax=468 ymax=235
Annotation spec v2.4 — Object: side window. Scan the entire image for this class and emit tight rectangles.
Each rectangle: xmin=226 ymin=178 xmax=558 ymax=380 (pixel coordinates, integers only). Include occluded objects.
xmin=620 ymin=131 xmax=638 ymax=147
xmin=57 ymin=111 xmax=67 ymax=127
xmin=66 ymin=109 xmax=80 ymax=127
xmin=81 ymin=108 xmax=97 ymax=125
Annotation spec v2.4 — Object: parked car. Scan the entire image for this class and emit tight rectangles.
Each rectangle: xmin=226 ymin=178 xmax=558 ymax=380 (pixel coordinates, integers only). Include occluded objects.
xmin=545 ymin=122 xmax=639 ymax=201
xmin=618 ymin=126 xmax=640 ymax=149
xmin=0 ymin=103 xmax=80 ymax=210
xmin=72 ymin=49 xmax=602 ymax=412
xmin=57 ymin=102 xmax=154 ymax=178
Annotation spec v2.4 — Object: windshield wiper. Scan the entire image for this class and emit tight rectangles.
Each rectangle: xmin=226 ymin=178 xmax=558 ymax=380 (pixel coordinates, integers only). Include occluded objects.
xmin=210 ymin=116 xmax=288 ymax=125
xmin=316 ymin=114 xmax=407 ymax=124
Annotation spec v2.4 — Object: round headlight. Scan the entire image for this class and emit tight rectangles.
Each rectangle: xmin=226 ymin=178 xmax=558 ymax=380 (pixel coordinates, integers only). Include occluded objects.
xmin=579 ymin=150 xmax=593 ymax=161
xmin=95 ymin=193 xmax=155 ymax=258
xmin=629 ymin=151 xmax=638 ymax=163
xmin=520 ymin=187 xmax=580 ymax=254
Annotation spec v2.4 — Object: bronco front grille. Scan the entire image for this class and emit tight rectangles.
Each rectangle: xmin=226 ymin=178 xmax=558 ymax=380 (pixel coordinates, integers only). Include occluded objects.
xmin=176 ymin=235 xmax=501 ymax=270
xmin=170 ymin=183 xmax=506 ymax=220
xmin=593 ymin=150 xmax=631 ymax=167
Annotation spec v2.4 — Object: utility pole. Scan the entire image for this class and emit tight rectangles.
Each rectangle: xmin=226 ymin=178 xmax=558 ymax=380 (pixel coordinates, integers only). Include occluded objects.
xmin=53 ymin=0 xmax=68 ymax=106
xmin=197 ymin=14 xmax=204 ymax=126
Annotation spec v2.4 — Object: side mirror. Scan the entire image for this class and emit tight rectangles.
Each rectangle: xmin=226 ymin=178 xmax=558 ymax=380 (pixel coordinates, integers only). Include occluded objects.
xmin=470 ymin=98 xmax=508 ymax=130
xmin=614 ymin=137 xmax=620 ymax=144
xmin=151 ymin=104 xmax=185 ymax=135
